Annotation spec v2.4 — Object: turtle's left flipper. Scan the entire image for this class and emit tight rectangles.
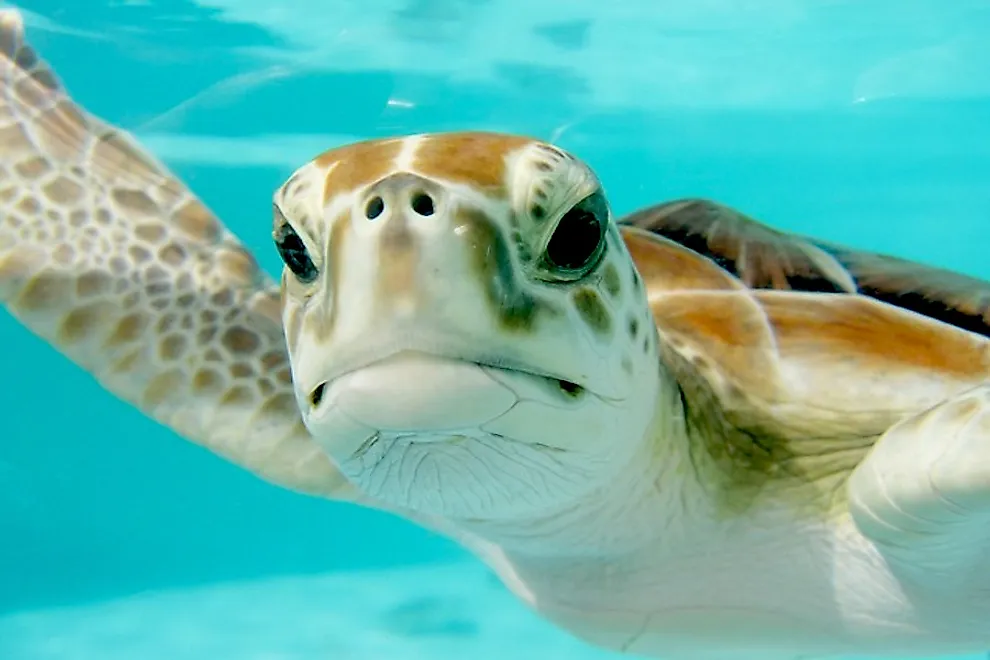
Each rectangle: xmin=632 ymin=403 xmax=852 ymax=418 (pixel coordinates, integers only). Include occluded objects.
xmin=848 ymin=383 xmax=990 ymax=584
xmin=0 ymin=9 xmax=356 ymax=500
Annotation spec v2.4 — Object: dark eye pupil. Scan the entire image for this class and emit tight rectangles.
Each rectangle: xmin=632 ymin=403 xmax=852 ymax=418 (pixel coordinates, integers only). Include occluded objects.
xmin=275 ymin=225 xmax=318 ymax=283
xmin=545 ymin=203 xmax=604 ymax=272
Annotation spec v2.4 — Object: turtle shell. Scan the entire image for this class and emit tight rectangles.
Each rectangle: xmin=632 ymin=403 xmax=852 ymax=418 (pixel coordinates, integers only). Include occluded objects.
xmin=621 ymin=198 xmax=990 ymax=338
xmin=616 ymin=199 xmax=990 ymax=514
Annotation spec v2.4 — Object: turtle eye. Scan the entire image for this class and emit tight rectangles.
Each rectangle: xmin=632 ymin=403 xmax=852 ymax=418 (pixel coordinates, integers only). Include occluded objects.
xmin=273 ymin=209 xmax=318 ymax=284
xmin=542 ymin=190 xmax=608 ymax=280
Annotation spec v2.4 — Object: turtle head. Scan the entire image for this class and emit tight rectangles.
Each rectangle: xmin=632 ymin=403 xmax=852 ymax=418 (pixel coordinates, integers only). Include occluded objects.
xmin=273 ymin=132 xmax=660 ymax=522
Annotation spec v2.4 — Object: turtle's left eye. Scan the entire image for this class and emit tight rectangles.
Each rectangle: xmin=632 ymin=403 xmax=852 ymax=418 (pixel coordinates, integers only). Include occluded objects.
xmin=541 ymin=190 xmax=608 ymax=280
xmin=273 ymin=207 xmax=318 ymax=284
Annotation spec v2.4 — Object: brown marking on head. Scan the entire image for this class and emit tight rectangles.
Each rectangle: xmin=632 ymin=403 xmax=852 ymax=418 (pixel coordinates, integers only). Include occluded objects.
xmin=375 ymin=208 xmax=419 ymax=309
xmin=412 ymin=132 xmax=535 ymax=198
xmin=318 ymin=138 xmax=404 ymax=205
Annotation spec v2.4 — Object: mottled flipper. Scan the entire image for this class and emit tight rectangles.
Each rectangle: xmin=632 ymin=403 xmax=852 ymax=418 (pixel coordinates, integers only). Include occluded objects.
xmin=848 ymin=384 xmax=990 ymax=584
xmin=0 ymin=10 xmax=351 ymax=498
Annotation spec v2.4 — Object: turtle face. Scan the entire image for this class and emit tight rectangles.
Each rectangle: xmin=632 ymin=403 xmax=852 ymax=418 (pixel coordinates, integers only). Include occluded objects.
xmin=273 ymin=132 xmax=659 ymax=521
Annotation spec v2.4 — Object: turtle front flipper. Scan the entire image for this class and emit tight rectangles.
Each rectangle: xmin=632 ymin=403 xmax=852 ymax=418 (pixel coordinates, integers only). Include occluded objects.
xmin=0 ymin=10 xmax=353 ymax=499
xmin=848 ymin=384 xmax=990 ymax=584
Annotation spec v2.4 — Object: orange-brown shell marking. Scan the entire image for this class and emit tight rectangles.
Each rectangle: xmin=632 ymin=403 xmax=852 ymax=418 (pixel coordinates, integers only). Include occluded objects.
xmin=619 ymin=198 xmax=990 ymax=514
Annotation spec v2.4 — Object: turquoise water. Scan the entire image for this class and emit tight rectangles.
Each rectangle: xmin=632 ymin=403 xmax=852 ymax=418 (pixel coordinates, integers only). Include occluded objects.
xmin=1 ymin=1 xmax=989 ymax=658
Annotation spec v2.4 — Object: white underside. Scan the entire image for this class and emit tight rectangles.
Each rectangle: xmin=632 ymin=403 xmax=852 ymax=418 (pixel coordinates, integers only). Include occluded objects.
xmin=475 ymin=510 xmax=990 ymax=660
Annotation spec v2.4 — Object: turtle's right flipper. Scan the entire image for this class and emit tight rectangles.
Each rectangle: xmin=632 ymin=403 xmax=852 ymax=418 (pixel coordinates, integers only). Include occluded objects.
xmin=849 ymin=383 xmax=990 ymax=586
xmin=0 ymin=9 xmax=355 ymax=499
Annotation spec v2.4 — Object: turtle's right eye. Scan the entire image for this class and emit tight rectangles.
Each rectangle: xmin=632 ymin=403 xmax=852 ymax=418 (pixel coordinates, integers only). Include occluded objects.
xmin=273 ymin=208 xmax=318 ymax=284
xmin=538 ymin=189 xmax=608 ymax=282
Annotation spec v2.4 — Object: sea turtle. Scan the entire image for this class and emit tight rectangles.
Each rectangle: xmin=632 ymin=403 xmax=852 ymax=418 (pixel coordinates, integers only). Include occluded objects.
xmin=2 ymin=9 xmax=990 ymax=660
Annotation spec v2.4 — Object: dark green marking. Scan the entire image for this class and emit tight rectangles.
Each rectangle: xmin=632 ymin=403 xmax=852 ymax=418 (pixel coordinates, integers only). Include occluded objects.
xmin=627 ymin=315 xmax=640 ymax=339
xmin=459 ymin=207 xmax=549 ymax=333
xmin=572 ymin=286 xmax=612 ymax=337
xmin=602 ymin=262 xmax=621 ymax=298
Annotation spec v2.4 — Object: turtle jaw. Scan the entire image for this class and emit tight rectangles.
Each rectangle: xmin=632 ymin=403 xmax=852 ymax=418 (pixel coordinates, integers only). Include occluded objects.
xmin=300 ymin=348 xmax=587 ymax=456
xmin=301 ymin=350 xmax=517 ymax=454
xmin=296 ymin=349 xmax=626 ymax=520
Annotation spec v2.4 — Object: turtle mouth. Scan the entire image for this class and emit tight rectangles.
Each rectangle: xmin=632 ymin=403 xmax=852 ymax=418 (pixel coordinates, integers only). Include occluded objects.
xmin=309 ymin=361 xmax=583 ymax=408
xmin=320 ymin=349 xmax=587 ymax=402
xmin=304 ymin=350 xmax=590 ymax=462
xmin=475 ymin=360 xmax=586 ymax=399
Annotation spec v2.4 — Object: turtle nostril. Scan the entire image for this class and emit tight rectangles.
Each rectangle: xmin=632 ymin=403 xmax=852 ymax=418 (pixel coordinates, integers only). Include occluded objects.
xmin=310 ymin=382 xmax=327 ymax=407
xmin=410 ymin=192 xmax=434 ymax=216
xmin=365 ymin=196 xmax=385 ymax=220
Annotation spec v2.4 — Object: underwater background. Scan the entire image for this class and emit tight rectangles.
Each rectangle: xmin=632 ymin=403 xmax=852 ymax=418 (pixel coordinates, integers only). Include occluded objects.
xmin=0 ymin=0 xmax=989 ymax=657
